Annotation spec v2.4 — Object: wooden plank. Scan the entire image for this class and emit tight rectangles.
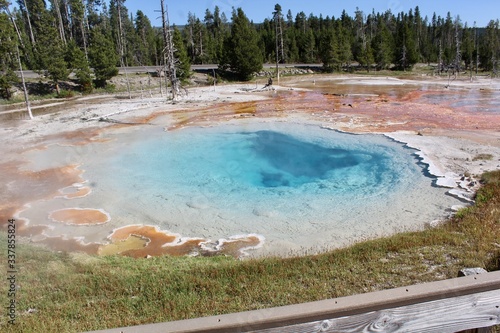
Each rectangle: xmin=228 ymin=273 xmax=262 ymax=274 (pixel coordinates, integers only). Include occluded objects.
xmin=86 ymin=271 xmax=500 ymax=333
xmin=257 ymin=289 xmax=500 ymax=333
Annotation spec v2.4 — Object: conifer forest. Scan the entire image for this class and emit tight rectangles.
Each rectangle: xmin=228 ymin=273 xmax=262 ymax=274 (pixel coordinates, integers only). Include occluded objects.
xmin=0 ymin=0 xmax=499 ymax=98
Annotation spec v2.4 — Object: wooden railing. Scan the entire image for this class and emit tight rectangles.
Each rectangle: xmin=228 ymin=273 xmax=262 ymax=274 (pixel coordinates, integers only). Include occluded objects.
xmin=87 ymin=270 xmax=500 ymax=333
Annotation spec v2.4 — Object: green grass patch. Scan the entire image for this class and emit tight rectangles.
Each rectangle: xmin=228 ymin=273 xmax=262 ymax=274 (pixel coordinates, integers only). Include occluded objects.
xmin=1 ymin=170 xmax=500 ymax=332
xmin=55 ymin=90 xmax=76 ymax=99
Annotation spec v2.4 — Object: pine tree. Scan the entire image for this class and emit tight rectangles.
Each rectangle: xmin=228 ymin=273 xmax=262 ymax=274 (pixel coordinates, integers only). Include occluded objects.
xmin=395 ymin=17 xmax=418 ymax=70
xmin=220 ymin=7 xmax=263 ymax=81
xmin=15 ymin=0 xmax=49 ymax=69
xmin=172 ymin=26 xmax=191 ymax=81
xmin=442 ymin=12 xmax=454 ymax=66
xmin=337 ymin=24 xmax=352 ymax=70
xmin=123 ymin=9 xmax=138 ymax=66
xmin=203 ymin=8 xmax=217 ymax=63
xmin=461 ymin=23 xmax=474 ymax=78
xmin=88 ymin=29 xmax=119 ymax=87
xmin=43 ymin=41 xmax=69 ymax=95
xmin=413 ymin=6 xmax=424 ymax=62
xmin=286 ymin=28 xmax=299 ymax=62
xmin=109 ymin=0 xmax=125 ymax=57
xmin=480 ymin=20 xmax=500 ymax=73
xmin=294 ymin=11 xmax=315 ymax=62
xmin=48 ymin=0 xmax=68 ymax=45
xmin=66 ymin=40 xmax=92 ymax=93
xmin=0 ymin=2 xmax=18 ymax=99
xmin=353 ymin=8 xmax=374 ymax=71
xmin=31 ymin=2 xmax=69 ymax=95
xmin=134 ymin=10 xmax=156 ymax=65
xmin=372 ymin=17 xmax=393 ymax=70
xmin=259 ymin=18 xmax=275 ymax=63
xmin=68 ymin=0 xmax=88 ymax=57
xmin=319 ymin=27 xmax=339 ymax=72
xmin=207 ymin=6 xmax=228 ymax=63
xmin=186 ymin=13 xmax=209 ymax=64
xmin=86 ymin=0 xmax=102 ymax=29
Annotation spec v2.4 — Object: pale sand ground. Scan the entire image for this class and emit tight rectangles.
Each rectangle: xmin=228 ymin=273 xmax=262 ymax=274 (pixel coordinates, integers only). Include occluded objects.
xmin=1 ymin=74 xmax=499 ymax=257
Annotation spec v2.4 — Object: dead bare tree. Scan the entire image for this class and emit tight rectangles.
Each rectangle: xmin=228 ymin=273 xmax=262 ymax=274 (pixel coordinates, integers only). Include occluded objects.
xmin=3 ymin=4 xmax=33 ymax=119
xmin=198 ymin=28 xmax=204 ymax=61
xmin=454 ymin=16 xmax=461 ymax=77
xmin=474 ymin=22 xmax=479 ymax=77
xmin=273 ymin=4 xmax=285 ymax=83
xmin=160 ymin=0 xmax=180 ymax=100
xmin=401 ymin=43 xmax=407 ymax=72
xmin=438 ymin=40 xmax=443 ymax=74
xmin=4 ymin=5 xmax=25 ymax=50
xmin=116 ymin=1 xmax=131 ymax=99
xmin=15 ymin=45 xmax=34 ymax=120
xmin=186 ymin=13 xmax=205 ymax=62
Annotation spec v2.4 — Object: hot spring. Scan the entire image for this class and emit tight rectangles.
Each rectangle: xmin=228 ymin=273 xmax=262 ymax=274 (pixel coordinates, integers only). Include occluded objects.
xmin=22 ymin=121 xmax=461 ymax=256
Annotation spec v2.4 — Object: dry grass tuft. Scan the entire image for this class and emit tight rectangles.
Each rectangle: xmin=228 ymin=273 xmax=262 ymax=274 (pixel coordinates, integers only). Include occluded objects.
xmin=473 ymin=153 xmax=494 ymax=161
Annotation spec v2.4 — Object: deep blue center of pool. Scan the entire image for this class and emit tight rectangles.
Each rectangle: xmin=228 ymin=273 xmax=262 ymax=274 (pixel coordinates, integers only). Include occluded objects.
xmin=108 ymin=124 xmax=408 ymax=199
xmin=250 ymin=131 xmax=372 ymax=187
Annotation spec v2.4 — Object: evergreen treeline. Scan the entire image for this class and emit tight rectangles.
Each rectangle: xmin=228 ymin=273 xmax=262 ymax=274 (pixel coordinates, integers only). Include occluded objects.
xmin=1 ymin=1 xmax=499 ymax=99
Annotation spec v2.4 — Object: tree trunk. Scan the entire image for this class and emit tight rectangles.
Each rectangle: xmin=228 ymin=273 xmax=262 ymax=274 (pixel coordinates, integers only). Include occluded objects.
xmin=160 ymin=0 xmax=179 ymax=100
xmin=117 ymin=2 xmax=131 ymax=99
xmin=474 ymin=23 xmax=479 ymax=76
xmin=16 ymin=45 xmax=33 ymax=120
xmin=199 ymin=29 xmax=204 ymax=62
xmin=22 ymin=0 xmax=37 ymax=48
xmin=454 ymin=17 xmax=461 ymax=76
xmin=438 ymin=40 xmax=443 ymax=74
xmin=274 ymin=11 xmax=284 ymax=83
xmin=53 ymin=0 xmax=67 ymax=45
xmin=62 ymin=0 xmax=73 ymax=41
xmin=81 ymin=20 xmax=88 ymax=59
xmin=5 ymin=7 xmax=26 ymax=51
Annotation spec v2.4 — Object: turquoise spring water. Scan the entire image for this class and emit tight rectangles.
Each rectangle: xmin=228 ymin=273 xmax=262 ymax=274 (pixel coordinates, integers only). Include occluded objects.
xmin=27 ymin=121 xmax=458 ymax=255
xmin=112 ymin=127 xmax=399 ymax=196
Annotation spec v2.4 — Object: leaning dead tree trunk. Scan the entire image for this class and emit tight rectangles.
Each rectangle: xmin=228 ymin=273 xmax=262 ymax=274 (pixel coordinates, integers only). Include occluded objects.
xmin=160 ymin=0 xmax=180 ymax=100
xmin=5 ymin=7 xmax=33 ymax=119
xmin=5 ymin=6 xmax=26 ymax=51
xmin=16 ymin=45 xmax=33 ymax=120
